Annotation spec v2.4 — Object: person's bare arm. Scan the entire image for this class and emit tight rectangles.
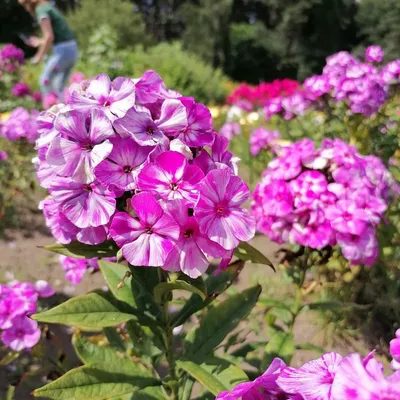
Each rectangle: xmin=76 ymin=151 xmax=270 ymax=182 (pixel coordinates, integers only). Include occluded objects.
xmin=32 ymin=18 xmax=54 ymax=63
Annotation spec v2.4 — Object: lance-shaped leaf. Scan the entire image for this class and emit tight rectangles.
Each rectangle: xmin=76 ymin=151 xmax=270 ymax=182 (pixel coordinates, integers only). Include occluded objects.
xmin=234 ymin=242 xmax=275 ymax=270
xmin=261 ymin=331 xmax=295 ymax=370
xmin=40 ymin=241 xmax=118 ymax=259
xmin=170 ymin=260 xmax=244 ymax=328
xmin=99 ymin=260 xmax=135 ymax=306
xmin=176 ymin=360 xmax=227 ymax=396
xmin=33 ymin=366 xmax=160 ymax=400
xmin=184 ymin=285 xmax=261 ymax=358
xmin=32 ymin=292 xmax=136 ymax=331
xmin=154 ymin=280 xmax=206 ymax=304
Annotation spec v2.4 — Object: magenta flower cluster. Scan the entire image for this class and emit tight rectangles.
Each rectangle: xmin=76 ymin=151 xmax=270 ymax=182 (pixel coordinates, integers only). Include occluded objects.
xmin=252 ymin=138 xmax=397 ymax=266
xmin=35 ymin=71 xmax=255 ymax=278
xmin=11 ymin=82 xmax=31 ymax=98
xmin=0 ymin=44 xmax=24 ymax=73
xmin=217 ymin=348 xmax=400 ymax=400
xmin=0 ymin=280 xmax=54 ymax=351
xmin=0 ymin=107 xmax=39 ymax=143
xmin=58 ymin=255 xmax=115 ymax=285
xmin=250 ymin=127 xmax=281 ymax=156
xmin=264 ymin=45 xmax=399 ymax=119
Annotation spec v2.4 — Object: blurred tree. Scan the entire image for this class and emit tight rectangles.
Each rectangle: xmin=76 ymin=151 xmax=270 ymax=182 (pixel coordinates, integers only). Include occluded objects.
xmin=356 ymin=0 xmax=400 ymax=61
xmin=67 ymin=0 xmax=151 ymax=50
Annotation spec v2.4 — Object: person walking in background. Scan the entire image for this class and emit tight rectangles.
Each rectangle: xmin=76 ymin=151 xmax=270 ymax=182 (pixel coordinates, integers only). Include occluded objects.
xmin=18 ymin=0 xmax=78 ymax=100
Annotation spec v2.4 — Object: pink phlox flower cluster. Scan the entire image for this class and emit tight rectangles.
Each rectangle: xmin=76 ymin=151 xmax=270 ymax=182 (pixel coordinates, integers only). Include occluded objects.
xmin=262 ymin=47 xmax=398 ymax=119
xmin=0 ymin=280 xmax=55 ymax=351
xmin=252 ymin=138 xmax=396 ymax=266
xmin=11 ymin=82 xmax=31 ymax=98
xmin=250 ymin=127 xmax=281 ymax=156
xmin=58 ymin=255 xmax=115 ymax=284
xmin=0 ymin=150 xmax=8 ymax=161
xmin=390 ymin=329 xmax=400 ymax=370
xmin=35 ymin=71 xmax=255 ymax=278
xmin=217 ymin=348 xmax=400 ymax=399
xmin=219 ymin=122 xmax=241 ymax=141
xmin=0 ymin=44 xmax=24 ymax=72
xmin=0 ymin=107 xmax=39 ymax=143
xmin=365 ymin=45 xmax=384 ymax=63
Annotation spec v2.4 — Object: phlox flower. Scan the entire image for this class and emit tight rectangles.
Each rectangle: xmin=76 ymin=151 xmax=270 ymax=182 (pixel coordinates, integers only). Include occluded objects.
xmin=70 ymin=73 xmax=136 ymax=118
xmin=11 ymin=82 xmax=31 ymax=97
xmin=113 ymin=99 xmax=187 ymax=146
xmin=47 ymin=108 xmax=114 ymax=183
xmin=365 ymin=45 xmax=384 ymax=63
xmin=195 ymin=168 xmax=255 ymax=250
xmin=325 ymin=200 xmax=369 ymax=236
xmin=390 ymin=330 xmax=400 ymax=370
xmin=110 ymin=192 xmax=179 ymax=267
xmin=138 ymin=151 xmax=204 ymax=203
xmin=95 ymin=136 xmax=154 ymax=191
xmin=250 ymin=127 xmax=280 ymax=156
xmin=163 ymin=200 xmax=226 ymax=278
xmin=49 ymin=178 xmax=117 ymax=229
xmin=277 ymin=352 xmax=342 ymax=400
xmin=331 ymin=353 xmax=400 ymax=400
xmin=1 ymin=316 xmax=41 ymax=352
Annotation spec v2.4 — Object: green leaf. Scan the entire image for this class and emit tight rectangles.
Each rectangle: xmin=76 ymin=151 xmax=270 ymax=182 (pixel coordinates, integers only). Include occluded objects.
xmin=176 ymin=360 xmax=227 ymax=396
xmin=40 ymin=241 xmax=118 ymax=259
xmin=72 ymin=334 xmax=148 ymax=376
xmin=32 ymin=293 xmax=136 ymax=331
xmin=129 ymin=266 xmax=161 ymax=321
xmin=258 ymin=298 xmax=293 ymax=312
xmin=261 ymin=332 xmax=295 ymax=370
xmin=302 ymin=300 xmax=371 ymax=312
xmin=126 ymin=320 xmax=164 ymax=358
xmin=99 ymin=261 xmax=135 ymax=306
xmin=179 ymin=378 xmax=194 ymax=400
xmin=154 ymin=280 xmax=206 ymax=304
xmin=170 ymin=260 xmax=244 ymax=328
xmin=185 ymin=285 xmax=261 ymax=358
xmin=103 ymin=328 xmax=126 ymax=352
xmin=198 ymin=356 xmax=248 ymax=390
xmin=295 ymin=343 xmax=324 ymax=354
xmin=33 ymin=366 xmax=160 ymax=400
xmin=234 ymin=242 xmax=275 ymax=270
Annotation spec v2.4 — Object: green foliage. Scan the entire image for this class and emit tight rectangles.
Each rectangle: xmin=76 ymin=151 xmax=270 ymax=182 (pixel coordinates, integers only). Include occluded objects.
xmin=32 ymin=254 xmax=267 ymax=399
xmin=128 ymin=42 xmax=230 ymax=105
xmin=66 ymin=0 xmax=150 ymax=50
xmin=356 ymin=0 xmax=400 ymax=61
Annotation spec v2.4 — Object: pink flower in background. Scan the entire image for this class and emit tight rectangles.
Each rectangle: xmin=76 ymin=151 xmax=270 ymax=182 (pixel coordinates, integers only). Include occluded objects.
xmin=365 ymin=45 xmax=384 ymax=63
xmin=252 ymin=138 xmax=395 ymax=266
xmin=0 ymin=107 xmax=39 ymax=143
xmin=1 ymin=316 xmax=41 ymax=351
xmin=95 ymin=137 xmax=154 ymax=191
xmin=278 ymin=352 xmax=342 ymax=400
xmin=110 ymin=192 xmax=180 ymax=266
xmin=138 ymin=151 xmax=204 ymax=203
xmin=250 ymin=127 xmax=280 ymax=156
xmin=11 ymin=82 xmax=31 ymax=97
xmin=0 ymin=151 xmax=7 ymax=160
xmin=0 ymin=44 xmax=24 ymax=72
xmin=0 ymin=280 xmax=54 ymax=351
xmin=195 ymin=168 xmax=255 ymax=250
xmin=390 ymin=330 xmax=400 ymax=370
xmin=43 ymin=92 xmax=59 ymax=109
xmin=47 ymin=108 xmax=114 ymax=183
xmin=163 ymin=200 xmax=226 ymax=278
xmin=70 ymin=71 xmax=85 ymax=84
xmin=325 ymin=200 xmax=369 ymax=236
xmin=70 ymin=73 xmax=136 ymax=118
xmin=32 ymin=91 xmax=42 ymax=103
xmin=219 ymin=122 xmax=241 ymax=141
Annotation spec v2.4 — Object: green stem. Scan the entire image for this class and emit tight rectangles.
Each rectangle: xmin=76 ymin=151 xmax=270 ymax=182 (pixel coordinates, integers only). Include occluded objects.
xmin=158 ymin=269 xmax=179 ymax=400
